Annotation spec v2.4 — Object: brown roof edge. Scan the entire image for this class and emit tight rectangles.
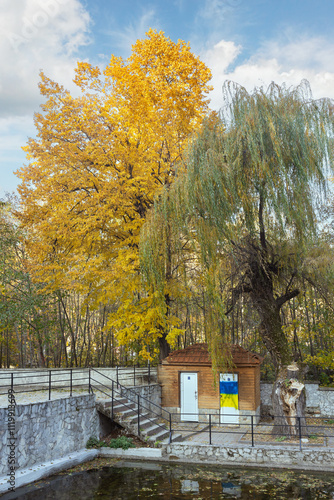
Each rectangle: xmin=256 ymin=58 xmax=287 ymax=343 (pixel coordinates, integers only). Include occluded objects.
xmin=161 ymin=343 xmax=263 ymax=366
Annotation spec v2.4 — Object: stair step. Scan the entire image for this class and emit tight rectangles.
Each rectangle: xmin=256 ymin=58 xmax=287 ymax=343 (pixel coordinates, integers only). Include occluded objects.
xmin=146 ymin=428 xmax=170 ymax=442
xmin=112 ymin=403 xmax=136 ymax=412
xmin=117 ymin=408 xmax=137 ymax=418
xmin=160 ymin=433 xmax=183 ymax=445
xmin=95 ymin=384 xmax=179 ymax=446
xmin=103 ymin=399 xmax=129 ymax=408
xmin=144 ymin=423 xmax=168 ymax=437
xmin=127 ymin=414 xmax=156 ymax=426
xmin=138 ymin=418 xmax=160 ymax=430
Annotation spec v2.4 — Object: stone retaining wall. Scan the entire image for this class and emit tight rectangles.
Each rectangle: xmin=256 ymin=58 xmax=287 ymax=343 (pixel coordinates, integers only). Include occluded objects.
xmin=261 ymin=382 xmax=334 ymax=417
xmin=0 ymin=394 xmax=99 ymax=475
xmin=167 ymin=442 xmax=334 ymax=470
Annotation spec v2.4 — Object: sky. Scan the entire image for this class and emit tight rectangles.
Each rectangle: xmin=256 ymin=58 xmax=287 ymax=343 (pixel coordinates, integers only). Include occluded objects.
xmin=1 ymin=0 xmax=334 ymax=197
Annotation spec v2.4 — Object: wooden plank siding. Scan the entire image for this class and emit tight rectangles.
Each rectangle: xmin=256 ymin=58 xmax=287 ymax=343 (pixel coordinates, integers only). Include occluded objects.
xmin=158 ymin=365 xmax=219 ymax=409
xmin=158 ymin=344 xmax=262 ymax=414
xmin=158 ymin=364 xmax=260 ymax=411
xmin=254 ymin=365 xmax=261 ymax=408
xmin=238 ymin=367 xmax=256 ymax=411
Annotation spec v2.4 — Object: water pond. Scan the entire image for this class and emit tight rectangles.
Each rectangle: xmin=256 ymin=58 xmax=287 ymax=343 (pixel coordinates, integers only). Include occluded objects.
xmin=3 ymin=460 xmax=334 ymax=499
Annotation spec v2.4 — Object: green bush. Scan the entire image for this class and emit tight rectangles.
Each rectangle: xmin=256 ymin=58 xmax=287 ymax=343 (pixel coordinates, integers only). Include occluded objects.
xmin=109 ymin=436 xmax=135 ymax=450
xmin=319 ymin=372 xmax=334 ymax=387
xmin=86 ymin=436 xmax=108 ymax=449
xmin=86 ymin=435 xmax=135 ymax=450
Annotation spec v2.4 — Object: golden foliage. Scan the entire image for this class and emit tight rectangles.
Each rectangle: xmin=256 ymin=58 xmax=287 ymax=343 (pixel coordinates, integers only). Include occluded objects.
xmin=15 ymin=30 xmax=212 ymax=357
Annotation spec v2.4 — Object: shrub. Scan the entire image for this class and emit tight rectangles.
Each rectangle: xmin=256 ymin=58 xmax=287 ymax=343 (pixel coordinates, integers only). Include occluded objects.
xmin=86 ymin=436 xmax=107 ymax=449
xmin=109 ymin=436 xmax=135 ymax=450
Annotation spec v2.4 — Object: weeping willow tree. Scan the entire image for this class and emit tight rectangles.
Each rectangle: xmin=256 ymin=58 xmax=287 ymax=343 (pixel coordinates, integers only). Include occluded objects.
xmin=141 ymin=80 xmax=334 ymax=435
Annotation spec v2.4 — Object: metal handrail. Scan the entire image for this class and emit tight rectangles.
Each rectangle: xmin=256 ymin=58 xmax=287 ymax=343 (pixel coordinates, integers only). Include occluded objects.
xmin=1 ymin=368 xmax=331 ymax=450
xmin=0 ymin=365 xmax=154 ymax=397
xmin=90 ymin=379 xmax=169 ymax=436
xmin=0 ymin=368 xmax=88 ymax=398
xmin=167 ymin=412 xmax=334 ymax=450
xmin=90 ymin=368 xmax=172 ymax=440
xmin=90 ymin=368 xmax=170 ymax=420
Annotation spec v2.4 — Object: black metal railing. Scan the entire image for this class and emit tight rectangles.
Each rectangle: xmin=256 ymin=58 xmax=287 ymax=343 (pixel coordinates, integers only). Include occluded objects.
xmin=1 ymin=368 xmax=333 ymax=450
xmin=0 ymin=368 xmax=89 ymax=400
xmin=0 ymin=364 xmax=155 ymax=400
xmin=89 ymin=368 xmax=172 ymax=442
xmin=165 ymin=412 xmax=334 ymax=451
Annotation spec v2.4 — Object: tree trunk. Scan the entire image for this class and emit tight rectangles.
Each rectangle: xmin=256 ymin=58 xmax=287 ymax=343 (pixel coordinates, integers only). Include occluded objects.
xmin=272 ymin=363 xmax=307 ymax=437
xmin=158 ymin=334 xmax=171 ymax=361
xmin=249 ymin=253 xmax=306 ymax=438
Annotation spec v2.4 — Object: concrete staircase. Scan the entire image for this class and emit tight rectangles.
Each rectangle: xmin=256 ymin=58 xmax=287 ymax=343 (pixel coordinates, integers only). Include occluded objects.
xmin=97 ymin=396 xmax=183 ymax=446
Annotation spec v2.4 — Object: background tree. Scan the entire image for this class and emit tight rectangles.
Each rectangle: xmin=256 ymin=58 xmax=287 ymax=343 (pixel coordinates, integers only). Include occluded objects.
xmin=0 ymin=201 xmax=58 ymax=367
xmin=16 ymin=30 xmax=212 ymax=361
xmin=141 ymin=81 xmax=334 ymax=434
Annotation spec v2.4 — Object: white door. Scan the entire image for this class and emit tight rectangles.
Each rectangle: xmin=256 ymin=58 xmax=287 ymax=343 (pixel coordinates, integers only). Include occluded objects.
xmin=180 ymin=372 xmax=198 ymax=422
xmin=220 ymin=373 xmax=239 ymax=424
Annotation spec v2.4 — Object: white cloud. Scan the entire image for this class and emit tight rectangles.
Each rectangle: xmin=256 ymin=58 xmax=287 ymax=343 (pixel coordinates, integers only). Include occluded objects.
xmin=0 ymin=0 xmax=91 ymax=118
xmin=198 ymin=0 xmax=242 ymax=25
xmin=106 ymin=9 xmax=160 ymax=56
xmin=0 ymin=115 xmax=34 ymax=196
xmin=203 ymin=36 xmax=334 ymax=110
xmin=263 ymin=35 xmax=334 ymax=73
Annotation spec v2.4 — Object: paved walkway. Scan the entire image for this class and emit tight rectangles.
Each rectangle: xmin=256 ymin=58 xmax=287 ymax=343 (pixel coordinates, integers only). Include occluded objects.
xmin=0 ymin=388 xmax=94 ymax=408
xmin=173 ymin=422 xmax=248 ymax=445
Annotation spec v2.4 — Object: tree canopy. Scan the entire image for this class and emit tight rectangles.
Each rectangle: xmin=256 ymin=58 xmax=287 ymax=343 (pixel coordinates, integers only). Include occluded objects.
xmin=141 ymin=80 xmax=334 ymax=369
xmin=15 ymin=29 xmax=212 ymax=359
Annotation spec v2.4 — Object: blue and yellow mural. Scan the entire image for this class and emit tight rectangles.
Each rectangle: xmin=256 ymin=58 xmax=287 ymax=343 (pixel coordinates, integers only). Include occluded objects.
xmin=219 ymin=374 xmax=238 ymax=410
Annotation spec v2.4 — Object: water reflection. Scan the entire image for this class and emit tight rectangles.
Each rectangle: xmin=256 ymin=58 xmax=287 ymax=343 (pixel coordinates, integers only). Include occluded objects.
xmin=2 ymin=461 xmax=334 ymax=499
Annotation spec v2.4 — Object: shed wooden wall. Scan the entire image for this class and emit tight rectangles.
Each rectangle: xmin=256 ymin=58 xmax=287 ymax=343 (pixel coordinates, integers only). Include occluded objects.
xmin=158 ymin=364 xmax=220 ymax=410
xmin=158 ymin=363 xmax=261 ymax=411
xmin=238 ymin=366 xmax=257 ymax=411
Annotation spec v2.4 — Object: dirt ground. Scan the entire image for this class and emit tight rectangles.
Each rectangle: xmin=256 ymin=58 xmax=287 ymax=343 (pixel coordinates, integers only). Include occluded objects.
xmin=101 ymin=422 xmax=149 ymax=448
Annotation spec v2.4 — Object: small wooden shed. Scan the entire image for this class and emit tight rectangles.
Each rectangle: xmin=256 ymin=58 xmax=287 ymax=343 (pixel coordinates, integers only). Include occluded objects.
xmin=157 ymin=343 xmax=262 ymax=423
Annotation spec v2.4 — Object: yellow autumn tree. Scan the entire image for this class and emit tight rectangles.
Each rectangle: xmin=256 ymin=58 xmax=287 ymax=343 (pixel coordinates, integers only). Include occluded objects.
xmin=16 ymin=29 xmax=212 ymax=360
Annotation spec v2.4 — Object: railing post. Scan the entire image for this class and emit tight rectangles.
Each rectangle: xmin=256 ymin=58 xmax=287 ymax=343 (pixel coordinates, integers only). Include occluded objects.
xmin=134 ymin=365 xmax=136 ymax=387
xmin=169 ymin=413 xmax=172 ymax=444
xmin=148 ymin=360 xmax=151 ymax=385
xmin=251 ymin=415 xmax=254 ymax=447
xmin=48 ymin=370 xmax=51 ymax=400
xmin=70 ymin=369 xmax=73 ymax=397
xmin=116 ymin=366 xmax=119 ymax=387
xmin=11 ymin=372 xmax=14 ymax=393
xmin=209 ymin=414 xmax=212 ymax=445
xmin=298 ymin=416 xmax=302 ymax=451
xmin=137 ymin=395 xmax=140 ymax=436
xmin=88 ymin=368 xmax=91 ymax=394
xmin=111 ymin=380 xmax=114 ymax=421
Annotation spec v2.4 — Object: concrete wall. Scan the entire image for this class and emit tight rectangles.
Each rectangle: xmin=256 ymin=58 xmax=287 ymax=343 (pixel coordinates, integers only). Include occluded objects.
xmin=261 ymin=382 xmax=334 ymax=417
xmin=167 ymin=442 xmax=334 ymax=471
xmin=0 ymin=395 xmax=99 ymax=475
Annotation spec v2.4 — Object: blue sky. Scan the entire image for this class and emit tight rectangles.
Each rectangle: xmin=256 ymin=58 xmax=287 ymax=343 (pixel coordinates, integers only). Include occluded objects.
xmin=1 ymin=0 xmax=334 ymax=197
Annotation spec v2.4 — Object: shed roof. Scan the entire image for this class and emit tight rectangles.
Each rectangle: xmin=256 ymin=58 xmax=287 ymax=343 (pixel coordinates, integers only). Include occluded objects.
xmin=162 ymin=343 xmax=262 ymax=366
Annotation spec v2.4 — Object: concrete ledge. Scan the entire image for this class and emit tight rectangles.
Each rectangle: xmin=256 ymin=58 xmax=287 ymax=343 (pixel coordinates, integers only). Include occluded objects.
xmin=99 ymin=448 xmax=162 ymax=459
xmin=0 ymin=449 xmax=98 ymax=495
xmin=0 ymin=447 xmax=162 ymax=495
xmin=166 ymin=442 xmax=334 ymax=472
xmin=2 ymin=443 xmax=334 ymax=495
